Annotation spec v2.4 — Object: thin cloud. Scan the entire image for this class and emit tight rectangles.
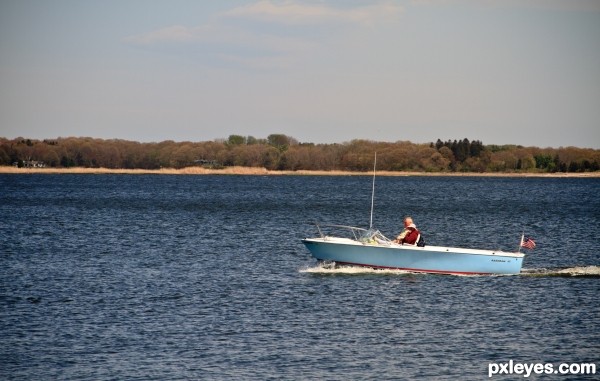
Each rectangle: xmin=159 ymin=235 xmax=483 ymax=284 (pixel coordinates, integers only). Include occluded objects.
xmin=124 ymin=25 xmax=202 ymax=45
xmin=411 ymin=0 xmax=600 ymax=11
xmin=125 ymin=1 xmax=403 ymax=45
xmin=124 ymin=23 xmax=314 ymax=52
xmin=223 ymin=0 xmax=403 ymax=26
xmin=123 ymin=1 xmax=403 ymax=69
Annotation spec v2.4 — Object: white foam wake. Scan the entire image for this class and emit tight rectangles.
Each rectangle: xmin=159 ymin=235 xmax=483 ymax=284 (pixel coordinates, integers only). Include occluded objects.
xmin=522 ymin=266 xmax=600 ymax=277
xmin=557 ymin=266 xmax=600 ymax=276
xmin=299 ymin=262 xmax=415 ymax=275
xmin=300 ymin=263 xmax=600 ymax=277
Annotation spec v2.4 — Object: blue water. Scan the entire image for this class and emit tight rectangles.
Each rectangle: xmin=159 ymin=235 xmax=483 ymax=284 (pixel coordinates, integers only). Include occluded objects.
xmin=1 ymin=174 xmax=598 ymax=380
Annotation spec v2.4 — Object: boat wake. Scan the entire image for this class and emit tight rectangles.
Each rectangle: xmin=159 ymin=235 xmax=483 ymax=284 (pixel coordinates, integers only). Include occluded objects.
xmin=300 ymin=262 xmax=417 ymax=276
xmin=300 ymin=262 xmax=600 ymax=277
xmin=520 ymin=266 xmax=600 ymax=277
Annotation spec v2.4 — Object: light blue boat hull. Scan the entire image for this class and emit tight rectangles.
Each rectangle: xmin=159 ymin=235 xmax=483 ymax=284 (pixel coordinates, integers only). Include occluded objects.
xmin=302 ymin=238 xmax=524 ymax=275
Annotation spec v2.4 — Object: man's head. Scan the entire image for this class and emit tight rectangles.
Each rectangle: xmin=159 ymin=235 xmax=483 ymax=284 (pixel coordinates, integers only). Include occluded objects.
xmin=404 ymin=216 xmax=413 ymax=227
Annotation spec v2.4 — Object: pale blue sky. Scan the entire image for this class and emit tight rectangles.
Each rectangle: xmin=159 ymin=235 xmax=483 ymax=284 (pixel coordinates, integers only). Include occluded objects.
xmin=1 ymin=0 xmax=599 ymax=148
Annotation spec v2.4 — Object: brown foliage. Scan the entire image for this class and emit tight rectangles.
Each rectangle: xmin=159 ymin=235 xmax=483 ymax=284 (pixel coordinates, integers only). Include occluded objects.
xmin=1 ymin=136 xmax=598 ymax=173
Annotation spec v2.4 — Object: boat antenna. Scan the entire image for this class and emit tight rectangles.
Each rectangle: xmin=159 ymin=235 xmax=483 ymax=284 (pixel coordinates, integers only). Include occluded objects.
xmin=370 ymin=152 xmax=377 ymax=229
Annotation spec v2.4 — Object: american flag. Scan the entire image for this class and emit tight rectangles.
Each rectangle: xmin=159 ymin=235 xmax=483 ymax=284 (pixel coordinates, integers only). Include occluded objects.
xmin=521 ymin=237 xmax=536 ymax=250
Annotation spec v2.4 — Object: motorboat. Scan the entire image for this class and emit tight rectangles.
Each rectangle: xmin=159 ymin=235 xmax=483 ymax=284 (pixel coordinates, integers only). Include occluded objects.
xmin=301 ymin=154 xmax=528 ymax=275
xmin=302 ymin=224 xmax=525 ymax=275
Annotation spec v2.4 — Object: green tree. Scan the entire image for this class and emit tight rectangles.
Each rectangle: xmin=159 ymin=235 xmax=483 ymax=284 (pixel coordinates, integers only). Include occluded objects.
xmin=227 ymin=135 xmax=246 ymax=145
xmin=267 ymin=134 xmax=291 ymax=152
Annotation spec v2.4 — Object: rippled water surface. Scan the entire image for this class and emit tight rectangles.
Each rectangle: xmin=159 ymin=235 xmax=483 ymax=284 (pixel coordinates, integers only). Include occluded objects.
xmin=1 ymin=174 xmax=598 ymax=380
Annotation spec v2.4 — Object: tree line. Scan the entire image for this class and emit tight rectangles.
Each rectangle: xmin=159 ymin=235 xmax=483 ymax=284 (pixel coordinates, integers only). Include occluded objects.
xmin=1 ymin=135 xmax=599 ymax=173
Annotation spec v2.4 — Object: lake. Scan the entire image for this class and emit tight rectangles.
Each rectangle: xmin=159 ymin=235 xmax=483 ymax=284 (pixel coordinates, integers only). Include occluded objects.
xmin=1 ymin=174 xmax=598 ymax=380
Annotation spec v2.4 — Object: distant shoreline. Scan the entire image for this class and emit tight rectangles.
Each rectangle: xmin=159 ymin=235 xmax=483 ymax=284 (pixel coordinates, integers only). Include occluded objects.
xmin=1 ymin=166 xmax=599 ymax=177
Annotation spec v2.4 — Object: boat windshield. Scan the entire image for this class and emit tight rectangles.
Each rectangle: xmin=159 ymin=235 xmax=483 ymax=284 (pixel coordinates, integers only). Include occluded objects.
xmin=359 ymin=228 xmax=392 ymax=244
xmin=314 ymin=224 xmax=392 ymax=245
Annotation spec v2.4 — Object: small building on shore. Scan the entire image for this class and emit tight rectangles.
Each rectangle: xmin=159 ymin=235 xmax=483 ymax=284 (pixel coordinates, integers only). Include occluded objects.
xmin=14 ymin=160 xmax=47 ymax=168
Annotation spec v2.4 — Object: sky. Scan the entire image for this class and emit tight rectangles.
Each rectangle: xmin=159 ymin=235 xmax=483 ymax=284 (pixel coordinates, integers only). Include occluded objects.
xmin=1 ymin=0 xmax=599 ymax=148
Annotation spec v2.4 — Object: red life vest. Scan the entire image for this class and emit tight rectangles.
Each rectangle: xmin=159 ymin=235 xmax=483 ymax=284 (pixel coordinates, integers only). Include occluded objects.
xmin=402 ymin=228 xmax=420 ymax=245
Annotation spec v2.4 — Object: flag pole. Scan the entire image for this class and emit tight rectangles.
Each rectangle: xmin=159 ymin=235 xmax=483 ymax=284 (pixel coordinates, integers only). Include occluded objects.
xmin=518 ymin=231 xmax=524 ymax=253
